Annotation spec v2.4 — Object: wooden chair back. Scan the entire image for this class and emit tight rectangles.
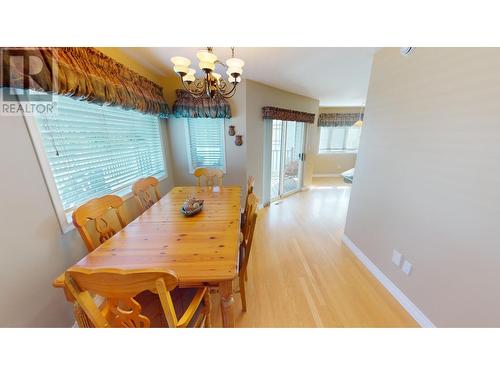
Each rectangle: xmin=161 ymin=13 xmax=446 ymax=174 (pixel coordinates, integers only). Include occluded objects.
xmin=240 ymin=212 xmax=258 ymax=277
xmin=64 ymin=268 xmax=181 ymax=328
xmin=194 ymin=167 xmax=224 ymax=187
xmin=242 ymin=176 xmax=255 ymax=227
xmin=72 ymin=195 xmax=126 ymax=253
xmin=132 ymin=176 xmax=161 ymax=212
xmin=246 ymin=175 xmax=255 ymax=195
xmin=242 ymin=192 xmax=259 ymax=240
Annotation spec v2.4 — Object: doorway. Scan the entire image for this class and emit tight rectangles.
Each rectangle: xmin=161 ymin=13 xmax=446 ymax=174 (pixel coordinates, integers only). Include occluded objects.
xmin=270 ymin=120 xmax=306 ymax=201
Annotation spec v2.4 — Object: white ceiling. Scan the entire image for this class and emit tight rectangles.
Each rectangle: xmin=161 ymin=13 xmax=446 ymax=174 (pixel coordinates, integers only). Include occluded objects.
xmin=120 ymin=47 xmax=377 ymax=106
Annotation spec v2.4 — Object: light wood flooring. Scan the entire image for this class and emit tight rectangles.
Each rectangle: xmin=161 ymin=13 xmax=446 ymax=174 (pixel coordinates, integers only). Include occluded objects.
xmin=210 ymin=177 xmax=418 ymax=327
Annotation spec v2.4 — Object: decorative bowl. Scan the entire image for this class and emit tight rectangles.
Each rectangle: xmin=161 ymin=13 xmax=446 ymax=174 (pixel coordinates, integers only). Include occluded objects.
xmin=180 ymin=199 xmax=204 ymax=217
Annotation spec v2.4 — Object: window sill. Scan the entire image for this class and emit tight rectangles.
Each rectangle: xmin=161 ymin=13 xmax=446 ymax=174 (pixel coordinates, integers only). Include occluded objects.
xmin=318 ymin=150 xmax=358 ymax=155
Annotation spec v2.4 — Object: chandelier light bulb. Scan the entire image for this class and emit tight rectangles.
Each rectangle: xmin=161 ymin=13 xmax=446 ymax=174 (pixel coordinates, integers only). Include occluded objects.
xmin=227 ymin=66 xmax=243 ymax=77
xmin=226 ymin=57 xmax=245 ymax=68
xmin=196 ymin=49 xmax=218 ymax=64
xmin=170 ymin=56 xmax=191 ymax=66
xmin=174 ymin=65 xmax=190 ymax=75
xmin=211 ymin=72 xmax=221 ymax=81
xmin=183 ymin=69 xmax=196 ymax=83
xmin=199 ymin=61 xmax=215 ymax=72
xmin=228 ymin=76 xmax=241 ymax=83
xmin=183 ymin=74 xmax=196 ymax=83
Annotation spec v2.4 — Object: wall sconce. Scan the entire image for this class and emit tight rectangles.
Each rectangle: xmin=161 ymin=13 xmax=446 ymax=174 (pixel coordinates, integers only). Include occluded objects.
xmin=228 ymin=125 xmax=236 ymax=136
xmin=235 ymin=135 xmax=243 ymax=146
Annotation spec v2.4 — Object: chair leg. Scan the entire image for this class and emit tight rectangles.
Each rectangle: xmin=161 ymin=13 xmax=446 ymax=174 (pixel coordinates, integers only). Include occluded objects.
xmin=245 ymin=270 xmax=248 ymax=282
xmin=74 ymin=303 xmax=94 ymax=328
xmin=203 ymin=290 xmax=211 ymax=328
xmin=239 ymin=275 xmax=247 ymax=312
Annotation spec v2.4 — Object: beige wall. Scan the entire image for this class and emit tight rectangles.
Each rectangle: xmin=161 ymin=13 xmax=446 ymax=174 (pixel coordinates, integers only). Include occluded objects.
xmin=0 ymin=49 xmax=175 ymax=327
xmin=313 ymin=153 xmax=357 ymax=175
xmin=245 ymin=80 xmax=320 ymax=200
xmin=345 ymin=48 xmax=500 ymax=327
xmin=311 ymin=107 xmax=361 ymax=176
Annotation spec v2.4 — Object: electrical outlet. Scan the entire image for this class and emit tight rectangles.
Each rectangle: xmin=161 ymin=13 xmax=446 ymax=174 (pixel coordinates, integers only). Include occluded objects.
xmin=392 ymin=250 xmax=402 ymax=267
xmin=402 ymin=260 xmax=413 ymax=275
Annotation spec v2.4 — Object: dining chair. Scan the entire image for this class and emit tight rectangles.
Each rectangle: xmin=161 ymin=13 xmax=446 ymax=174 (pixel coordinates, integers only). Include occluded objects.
xmin=194 ymin=167 xmax=224 ymax=187
xmin=206 ymin=192 xmax=258 ymax=314
xmin=72 ymin=195 xmax=127 ymax=253
xmin=241 ymin=191 xmax=258 ymax=241
xmin=239 ymin=210 xmax=258 ymax=312
xmin=237 ymin=192 xmax=259 ymax=309
xmin=64 ymin=268 xmax=211 ymax=328
xmin=241 ymin=175 xmax=255 ymax=230
xmin=132 ymin=176 xmax=161 ymax=212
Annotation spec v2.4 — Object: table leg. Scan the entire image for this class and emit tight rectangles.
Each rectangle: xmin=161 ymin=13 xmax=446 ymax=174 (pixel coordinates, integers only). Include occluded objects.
xmin=219 ymin=279 xmax=235 ymax=328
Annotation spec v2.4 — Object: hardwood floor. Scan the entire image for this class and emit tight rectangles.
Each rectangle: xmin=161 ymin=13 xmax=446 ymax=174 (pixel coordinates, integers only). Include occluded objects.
xmin=210 ymin=177 xmax=418 ymax=327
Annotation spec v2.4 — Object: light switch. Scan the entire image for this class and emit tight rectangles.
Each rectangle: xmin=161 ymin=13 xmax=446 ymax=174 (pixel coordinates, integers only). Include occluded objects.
xmin=402 ymin=260 xmax=413 ymax=275
xmin=392 ymin=250 xmax=402 ymax=267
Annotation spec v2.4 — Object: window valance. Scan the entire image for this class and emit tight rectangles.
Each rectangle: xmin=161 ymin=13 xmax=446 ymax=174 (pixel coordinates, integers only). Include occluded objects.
xmin=318 ymin=112 xmax=363 ymax=127
xmin=171 ymin=89 xmax=232 ymax=119
xmin=1 ymin=47 xmax=170 ymax=118
xmin=262 ymin=106 xmax=315 ymax=124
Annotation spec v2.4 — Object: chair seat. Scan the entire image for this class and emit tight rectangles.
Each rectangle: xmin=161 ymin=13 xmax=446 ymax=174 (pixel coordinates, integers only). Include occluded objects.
xmin=239 ymin=243 xmax=246 ymax=271
xmin=135 ymin=288 xmax=205 ymax=328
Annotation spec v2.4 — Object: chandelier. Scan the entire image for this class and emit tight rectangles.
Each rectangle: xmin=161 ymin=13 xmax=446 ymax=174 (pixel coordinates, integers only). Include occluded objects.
xmin=170 ymin=47 xmax=244 ymax=99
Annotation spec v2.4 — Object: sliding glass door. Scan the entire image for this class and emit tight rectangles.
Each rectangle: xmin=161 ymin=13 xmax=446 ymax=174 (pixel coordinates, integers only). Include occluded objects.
xmin=270 ymin=120 xmax=305 ymax=201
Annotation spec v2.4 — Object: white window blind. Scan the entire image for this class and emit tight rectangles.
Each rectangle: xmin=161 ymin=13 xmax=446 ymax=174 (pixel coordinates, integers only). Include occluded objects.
xmin=319 ymin=126 xmax=362 ymax=153
xmin=33 ymin=95 xmax=166 ymax=213
xmin=185 ymin=118 xmax=226 ymax=172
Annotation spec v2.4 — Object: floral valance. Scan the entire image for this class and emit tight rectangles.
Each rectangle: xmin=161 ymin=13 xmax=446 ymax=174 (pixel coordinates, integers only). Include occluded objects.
xmin=262 ymin=106 xmax=315 ymax=123
xmin=171 ymin=89 xmax=232 ymax=119
xmin=1 ymin=47 xmax=170 ymax=118
xmin=318 ymin=112 xmax=364 ymax=127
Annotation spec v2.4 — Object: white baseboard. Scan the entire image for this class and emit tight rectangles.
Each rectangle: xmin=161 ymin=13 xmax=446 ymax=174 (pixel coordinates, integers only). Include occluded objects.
xmin=312 ymin=173 xmax=341 ymax=178
xmin=341 ymin=234 xmax=435 ymax=328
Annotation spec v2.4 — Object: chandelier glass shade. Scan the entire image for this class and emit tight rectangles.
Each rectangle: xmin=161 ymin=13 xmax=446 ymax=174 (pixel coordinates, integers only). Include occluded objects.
xmin=170 ymin=47 xmax=244 ymax=99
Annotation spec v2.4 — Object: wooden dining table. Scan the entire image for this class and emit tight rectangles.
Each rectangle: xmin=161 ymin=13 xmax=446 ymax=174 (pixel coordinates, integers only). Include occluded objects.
xmin=53 ymin=185 xmax=242 ymax=327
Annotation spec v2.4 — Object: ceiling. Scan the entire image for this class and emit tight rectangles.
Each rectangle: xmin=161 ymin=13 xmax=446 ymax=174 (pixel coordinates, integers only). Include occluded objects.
xmin=120 ymin=47 xmax=377 ymax=107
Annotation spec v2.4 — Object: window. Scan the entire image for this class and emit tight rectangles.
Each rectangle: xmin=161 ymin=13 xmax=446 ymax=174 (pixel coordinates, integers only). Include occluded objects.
xmin=318 ymin=126 xmax=362 ymax=153
xmin=26 ymin=94 xmax=166 ymax=231
xmin=185 ymin=118 xmax=226 ymax=173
